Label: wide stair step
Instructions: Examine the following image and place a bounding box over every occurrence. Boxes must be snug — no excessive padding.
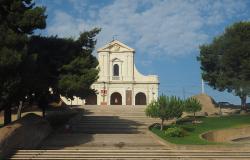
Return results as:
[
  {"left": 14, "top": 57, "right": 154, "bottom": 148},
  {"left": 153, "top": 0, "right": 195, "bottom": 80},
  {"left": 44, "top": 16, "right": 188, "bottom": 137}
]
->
[
  {"left": 10, "top": 150, "right": 250, "bottom": 159},
  {"left": 70, "top": 107, "right": 158, "bottom": 133}
]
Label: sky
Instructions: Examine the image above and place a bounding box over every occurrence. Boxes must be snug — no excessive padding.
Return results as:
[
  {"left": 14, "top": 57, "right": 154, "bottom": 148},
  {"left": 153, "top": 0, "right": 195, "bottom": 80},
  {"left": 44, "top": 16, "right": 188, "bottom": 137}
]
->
[{"left": 35, "top": 0, "right": 250, "bottom": 104}]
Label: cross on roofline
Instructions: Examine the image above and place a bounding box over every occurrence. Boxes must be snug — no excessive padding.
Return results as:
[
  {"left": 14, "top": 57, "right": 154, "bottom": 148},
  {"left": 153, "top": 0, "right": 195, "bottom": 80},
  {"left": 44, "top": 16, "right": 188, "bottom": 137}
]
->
[{"left": 112, "top": 35, "right": 119, "bottom": 41}]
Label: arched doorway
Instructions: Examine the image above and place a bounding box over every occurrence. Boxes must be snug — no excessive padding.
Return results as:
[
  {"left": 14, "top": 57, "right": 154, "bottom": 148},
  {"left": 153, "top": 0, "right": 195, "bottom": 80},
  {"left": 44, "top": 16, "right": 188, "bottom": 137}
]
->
[
  {"left": 110, "top": 92, "right": 122, "bottom": 105},
  {"left": 85, "top": 93, "right": 97, "bottom": 105},
  {"left": 135, "top": 92, "right": 146, "bottom": 105}
]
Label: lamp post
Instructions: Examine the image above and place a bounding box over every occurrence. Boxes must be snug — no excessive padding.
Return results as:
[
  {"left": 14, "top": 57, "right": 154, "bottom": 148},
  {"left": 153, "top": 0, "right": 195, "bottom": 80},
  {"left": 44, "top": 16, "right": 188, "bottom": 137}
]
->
[{"left": 102, "top": 81, "right": 106, "bottom": 105}]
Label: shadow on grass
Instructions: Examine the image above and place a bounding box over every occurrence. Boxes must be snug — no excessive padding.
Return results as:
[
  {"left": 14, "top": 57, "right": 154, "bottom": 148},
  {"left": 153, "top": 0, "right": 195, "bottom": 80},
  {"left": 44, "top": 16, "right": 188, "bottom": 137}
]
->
[
  {"left": 150, "top": 122, "right": 195, "bottom": 133},
  {"left": 176, "top": 116, "right": 205, "bottom": 124}
]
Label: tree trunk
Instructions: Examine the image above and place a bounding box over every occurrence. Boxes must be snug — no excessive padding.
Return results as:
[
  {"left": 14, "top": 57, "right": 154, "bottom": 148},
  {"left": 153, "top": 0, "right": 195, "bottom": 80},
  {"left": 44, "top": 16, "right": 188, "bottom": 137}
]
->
[
  {"left": 194, "top": 112, "right": 196, "bottom": 122},
  {"left": 42, "top": 106, "right": 46, "bottom": 118},
  {"left": 160, "top": 119, "right": 164, "bottom": 130},
  {"left": 39, "top": 96, "right": 48, "bottom": 118},
  {"left": 219, "top": 104, "right": 222, "bottom": 116},
  {"left": 4, "top": 107, "right": 11, "bottom": 125},
  {"left": 193, "top": 112, "right": 196, "bottom": 123},
  {"left": 17, "top": 101, "right": 23, "bottom": 120},
  {"left": 240, "top": 96, "right": 247, "bottom": 110}
]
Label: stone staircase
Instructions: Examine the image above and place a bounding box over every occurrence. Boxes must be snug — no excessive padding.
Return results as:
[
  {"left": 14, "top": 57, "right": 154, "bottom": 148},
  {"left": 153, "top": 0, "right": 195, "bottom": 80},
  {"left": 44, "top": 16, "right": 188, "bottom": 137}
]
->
[
  {"left": 10, "top": 149, "right": 250, "bottom": 159},
  {"left": 70, "top": 105, "right": 158, "bottom": 134},
  {"left": 36, "top": 105, "right": 164, "bottom": 151},
  {"left": 8, "top": 105, "right": 250, "bottom": 159}
]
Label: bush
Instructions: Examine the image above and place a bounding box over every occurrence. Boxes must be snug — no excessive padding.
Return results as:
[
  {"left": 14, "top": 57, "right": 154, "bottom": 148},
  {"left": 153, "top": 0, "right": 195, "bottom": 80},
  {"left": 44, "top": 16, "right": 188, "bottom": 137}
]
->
[
  {"left": 165, "top": 126, "right": 185, "bottom": 137},
  {"left": 145, "top": 95, "right": 183, "bottom": 130},
  {"left": 182, "top": 125, "right": 195, "bottom": 132},
  {"left": 184, "top": 97, "right": 202, "bottom": 122}
]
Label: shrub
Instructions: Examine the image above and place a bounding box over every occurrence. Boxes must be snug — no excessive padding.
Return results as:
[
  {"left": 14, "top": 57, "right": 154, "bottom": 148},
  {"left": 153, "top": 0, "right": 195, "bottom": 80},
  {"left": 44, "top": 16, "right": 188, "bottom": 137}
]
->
[
  {"left": 145, "top": 95, "right": 184, "bottom": 130},
  {"left": 182, "top": 125, "right": 195, "bottom": 132},
  {"left": 184, "top": 97, "right": 202, "bottom": 122},
  {"left": 165, "top": 126, "right": 185, "bottom": 137}
]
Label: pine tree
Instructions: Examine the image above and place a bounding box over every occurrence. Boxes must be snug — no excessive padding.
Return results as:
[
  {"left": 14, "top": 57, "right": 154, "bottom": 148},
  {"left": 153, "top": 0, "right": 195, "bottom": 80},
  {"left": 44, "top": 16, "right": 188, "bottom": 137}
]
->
[
  {"left": 0, "top": 0, "right": 46, "bottom": 124},
  {"left": 198, "top": 22, "right": 250, "bottom": 110},
  {"left": 27, "top": 28, "right": 100, "bottom": 115}
]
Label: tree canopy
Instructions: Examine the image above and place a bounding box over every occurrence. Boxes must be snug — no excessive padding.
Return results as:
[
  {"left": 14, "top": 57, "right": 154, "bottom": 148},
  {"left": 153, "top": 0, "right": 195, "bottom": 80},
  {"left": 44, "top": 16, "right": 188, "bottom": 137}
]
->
[
  {"left": 184, "top": 97, "right": 202, "bottom": 122},
  {"left": 0, "top": 0, "right": 100, "bottom": 125},
  {"left": 27, "top": 28, "right": 100, "bottom": 104},
  {"left": 0, "top": 0, "right": 46, "bottom": 124},
  {"left": 198, "top": 21, "right": 250, "bottom": 109},
  {"left": 145, "top": 95, "right": 183, "bottom": 130},
  {"left": 58, "top": 29, "right": 100, "bottom": 99}
]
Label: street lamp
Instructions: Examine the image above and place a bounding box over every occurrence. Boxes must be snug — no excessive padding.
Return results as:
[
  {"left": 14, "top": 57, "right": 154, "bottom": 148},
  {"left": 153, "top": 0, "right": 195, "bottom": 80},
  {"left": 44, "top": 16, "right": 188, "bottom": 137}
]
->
[{"left": 101, "top": 81, "right": 106, "bottom": 105}]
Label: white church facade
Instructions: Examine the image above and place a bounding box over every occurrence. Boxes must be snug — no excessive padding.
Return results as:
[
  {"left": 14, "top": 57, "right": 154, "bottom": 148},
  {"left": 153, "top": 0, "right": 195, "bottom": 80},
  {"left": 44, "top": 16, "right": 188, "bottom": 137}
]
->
[
  {"left": 86, "top": 40, "right": 159, "bottom": 106},
  {"left": 61, "top": 40, "right": 159, "bottom": 106}
]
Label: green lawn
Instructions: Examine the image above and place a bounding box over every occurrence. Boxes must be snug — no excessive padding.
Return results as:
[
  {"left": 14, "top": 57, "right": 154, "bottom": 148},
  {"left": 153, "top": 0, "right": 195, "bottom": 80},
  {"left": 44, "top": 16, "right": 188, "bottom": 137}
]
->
[{"left": 150, "top": 115, "right": 250, "bottom": 145}]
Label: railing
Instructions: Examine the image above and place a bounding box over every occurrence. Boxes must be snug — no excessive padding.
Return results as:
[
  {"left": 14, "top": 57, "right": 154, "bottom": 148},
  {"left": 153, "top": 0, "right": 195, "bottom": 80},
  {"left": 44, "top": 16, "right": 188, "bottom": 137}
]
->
[{"left": 112, "top": 76, "right": 120, "bottom": 80}]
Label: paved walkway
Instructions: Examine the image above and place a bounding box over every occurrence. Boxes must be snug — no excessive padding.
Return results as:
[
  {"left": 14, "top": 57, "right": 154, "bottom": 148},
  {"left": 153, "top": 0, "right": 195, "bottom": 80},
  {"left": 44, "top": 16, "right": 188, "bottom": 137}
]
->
[{"left": 40, "top": 105, "right": 167, "bottom": 150}]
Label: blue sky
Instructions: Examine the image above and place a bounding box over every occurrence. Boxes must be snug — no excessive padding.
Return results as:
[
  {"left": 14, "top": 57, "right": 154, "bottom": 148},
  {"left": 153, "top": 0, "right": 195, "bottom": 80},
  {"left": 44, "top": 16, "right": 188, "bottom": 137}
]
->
[{"left": 35, "top": 0, "right": 250, "bottom": 104}]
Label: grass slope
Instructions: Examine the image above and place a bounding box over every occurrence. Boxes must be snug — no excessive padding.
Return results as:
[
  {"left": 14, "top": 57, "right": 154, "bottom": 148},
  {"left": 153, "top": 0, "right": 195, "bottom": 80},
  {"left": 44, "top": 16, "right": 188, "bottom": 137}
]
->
[{"left": 150, "top": 115, "right": 250, "bottom": 145}]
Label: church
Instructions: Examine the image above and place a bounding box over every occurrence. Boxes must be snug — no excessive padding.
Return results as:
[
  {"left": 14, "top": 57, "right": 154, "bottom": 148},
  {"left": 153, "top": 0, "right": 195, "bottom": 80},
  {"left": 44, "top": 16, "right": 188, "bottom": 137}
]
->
[{"left": 61, "top": 40, "right": 159, "bottom": 106}]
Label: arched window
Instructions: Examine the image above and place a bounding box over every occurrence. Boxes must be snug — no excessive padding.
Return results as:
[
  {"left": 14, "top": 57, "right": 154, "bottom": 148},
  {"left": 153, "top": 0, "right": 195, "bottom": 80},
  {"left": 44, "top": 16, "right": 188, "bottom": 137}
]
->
[{"left": 113, "top": 64, "right": 119, "bottom": 76}]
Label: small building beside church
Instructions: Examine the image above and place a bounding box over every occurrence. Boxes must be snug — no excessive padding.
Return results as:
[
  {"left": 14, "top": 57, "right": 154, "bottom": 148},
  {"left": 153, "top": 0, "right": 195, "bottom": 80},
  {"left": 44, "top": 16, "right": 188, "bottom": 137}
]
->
[
  {"left": 61, "top": 40, "right": 159, "bottom": 105},
  {"left": 85, "top": 40, "right": 159, "bottom": 105}
]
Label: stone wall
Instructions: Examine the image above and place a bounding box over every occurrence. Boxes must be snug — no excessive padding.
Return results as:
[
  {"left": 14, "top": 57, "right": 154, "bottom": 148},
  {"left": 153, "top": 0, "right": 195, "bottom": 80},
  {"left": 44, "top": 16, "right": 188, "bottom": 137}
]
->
[
  {"left": 201, "top": 126, "right": 250, "bottom": 143},
  {"left": 0, "top": 113, "right": 51, "bottom": 157}
]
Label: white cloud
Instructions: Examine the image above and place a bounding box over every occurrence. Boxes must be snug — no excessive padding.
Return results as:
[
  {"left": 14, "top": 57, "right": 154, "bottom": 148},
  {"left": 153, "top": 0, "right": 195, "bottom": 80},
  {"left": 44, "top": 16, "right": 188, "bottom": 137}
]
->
[
  {"left": 68, "top": 0, "right": 88, "bottom": 14},
  {"left": 47, "top": 10, "right": 91, "bottom": 38},
  {"left": 46, "top": 0, "right": 248, "bottom": 57}
]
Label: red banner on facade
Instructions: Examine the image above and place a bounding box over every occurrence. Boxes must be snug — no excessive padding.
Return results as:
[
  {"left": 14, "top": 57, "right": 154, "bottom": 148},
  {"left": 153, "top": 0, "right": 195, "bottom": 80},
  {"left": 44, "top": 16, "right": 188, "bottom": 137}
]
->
[{"left": 101, "top": 89, "right": 107, "bottom": 95}]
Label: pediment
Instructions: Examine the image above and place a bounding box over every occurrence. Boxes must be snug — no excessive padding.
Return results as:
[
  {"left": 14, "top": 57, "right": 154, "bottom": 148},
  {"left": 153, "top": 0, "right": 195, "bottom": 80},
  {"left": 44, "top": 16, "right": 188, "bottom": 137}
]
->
[
  {"left": 97, "top": 40, "right": 134, "bottom": 52},
  {"left": 111, "top": 57, "right": 123, "bottom": 62}
]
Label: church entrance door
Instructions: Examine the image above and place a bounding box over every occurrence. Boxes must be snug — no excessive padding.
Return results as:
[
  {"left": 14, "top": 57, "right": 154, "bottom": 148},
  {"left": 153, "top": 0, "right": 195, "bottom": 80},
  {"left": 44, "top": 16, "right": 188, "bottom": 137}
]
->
[
  {"left": 110, "top": 92, "right": 122, "bottom": 105},
  {"left": 135, "top": 92, "right": 146, "bottom": 105},
  {"left": 85, "top": 93, "right": 97, "bottom": 105}
]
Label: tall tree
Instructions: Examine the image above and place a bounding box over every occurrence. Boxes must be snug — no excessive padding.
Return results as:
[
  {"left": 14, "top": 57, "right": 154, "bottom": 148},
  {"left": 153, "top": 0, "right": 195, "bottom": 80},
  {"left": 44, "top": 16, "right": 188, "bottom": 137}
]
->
[
  {"left": 58, "top": 28, "right": 100, "bottom": 100},
  {"left": 27, "top": 36, "right": 79, "bottom": 116},
  {"left": 198, "top": 22, "right": 250, "bottom": 110},
  {"left": 27, "top": 28, "right": 100, "bottom": 115},
  {"left": 0, "top": 0, "right": 46, "bottom": 124}
]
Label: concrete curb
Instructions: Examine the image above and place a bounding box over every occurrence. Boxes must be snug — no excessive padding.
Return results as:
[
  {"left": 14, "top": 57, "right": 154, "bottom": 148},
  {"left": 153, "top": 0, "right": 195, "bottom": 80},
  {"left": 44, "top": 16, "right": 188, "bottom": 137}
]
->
[
  {"left": 146, "top": 124, "right": 178, "bottom": 149},
  {"left": 147, "top": 123, "right": 250, "bottom": 151}
]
